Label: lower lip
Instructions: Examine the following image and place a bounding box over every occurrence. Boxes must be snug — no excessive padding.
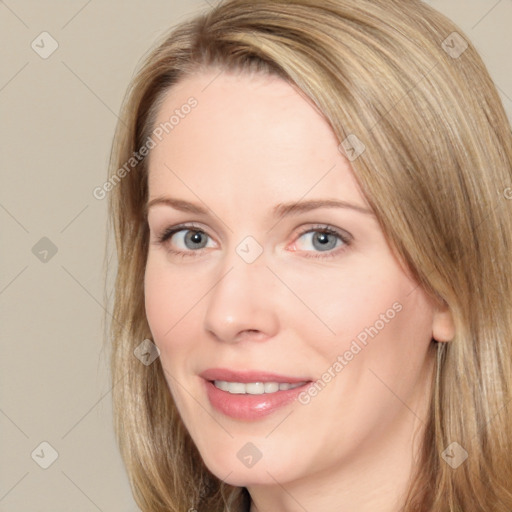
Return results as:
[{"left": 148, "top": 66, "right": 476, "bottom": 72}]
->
[{"left": 203, "top": 379, "right": 311, "bottom": 421}]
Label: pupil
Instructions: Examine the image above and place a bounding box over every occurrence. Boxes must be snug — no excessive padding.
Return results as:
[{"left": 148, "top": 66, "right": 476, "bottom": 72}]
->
[
  {"left": 313, "top": 232, "right": 336, "bottom": 251},
  {"left": 187, "top": 230, "right": 205, "bottom": 248}
]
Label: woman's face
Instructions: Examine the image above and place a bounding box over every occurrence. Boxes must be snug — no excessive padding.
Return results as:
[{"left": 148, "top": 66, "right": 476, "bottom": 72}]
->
[{"left": 144, "top": 69, "right": 447, "bottom": 488}]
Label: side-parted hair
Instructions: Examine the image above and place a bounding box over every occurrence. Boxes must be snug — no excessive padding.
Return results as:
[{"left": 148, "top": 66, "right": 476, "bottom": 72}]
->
[{"left": 105, "top": 1, "right": 512, "bottom": 510}]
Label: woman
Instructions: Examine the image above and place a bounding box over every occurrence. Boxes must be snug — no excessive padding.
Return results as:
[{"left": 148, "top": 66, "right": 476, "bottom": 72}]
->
[{"left": 105, "top": 0, "right": 512, "bottom": 510}]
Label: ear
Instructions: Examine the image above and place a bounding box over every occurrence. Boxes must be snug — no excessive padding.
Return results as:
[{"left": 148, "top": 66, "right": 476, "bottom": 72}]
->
[{"left": 432, "top": 301, "right": 455, "bottom": 342}]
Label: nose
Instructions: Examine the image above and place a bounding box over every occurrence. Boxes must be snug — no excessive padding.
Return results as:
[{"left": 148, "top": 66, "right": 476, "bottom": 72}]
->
[{"left": 203, "top": 254, "right": 280, "bottom": 344}]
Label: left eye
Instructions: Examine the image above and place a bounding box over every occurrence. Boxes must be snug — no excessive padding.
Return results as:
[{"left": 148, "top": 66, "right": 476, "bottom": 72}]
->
[{"left": 294, "top": 229, "right": 347, "bottom": 252}]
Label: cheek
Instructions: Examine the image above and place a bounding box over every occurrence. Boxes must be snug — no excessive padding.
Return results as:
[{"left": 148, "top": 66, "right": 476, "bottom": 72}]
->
[
  {"left": 144, "top": 256, "right": 199, "bottom": 353},
  {"left": 285, "top": 269, "right": 435, "bottom": 464},
  {"left": 144, "top": 257, "right": 202, "bottom": 410},
  {"left": 144, "top": 252, "right": 230, "bottom": 406},
  {"left": 313, "top": 269, "right": 435, "bottom": 420},
  {"left": 144, "top": 258, "right": 172, "bottom": 341},
  {"left": 279, "top": 256, "right": 415, "bottom": 347},
  {"left": 283, "top": 256, "right": 435, "bottom": 399}
]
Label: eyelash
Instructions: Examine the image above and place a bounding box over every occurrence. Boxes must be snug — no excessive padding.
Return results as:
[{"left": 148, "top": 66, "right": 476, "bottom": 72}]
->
[{"left": 153, "top": 223, "right": 352, "bottom": 260}]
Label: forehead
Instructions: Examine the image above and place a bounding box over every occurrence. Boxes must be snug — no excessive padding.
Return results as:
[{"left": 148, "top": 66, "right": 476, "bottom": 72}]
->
[
  {"left": 150, "top": 69, "right": 334, "bottom": 153},
  {"left": 147, "top": 70, "right": 367, "bottom": 209}
]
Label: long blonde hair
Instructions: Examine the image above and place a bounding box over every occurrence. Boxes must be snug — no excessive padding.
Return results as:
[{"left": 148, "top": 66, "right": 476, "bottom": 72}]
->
[{"left": 105, "top": 0, "right": 512, "bottom": 510}]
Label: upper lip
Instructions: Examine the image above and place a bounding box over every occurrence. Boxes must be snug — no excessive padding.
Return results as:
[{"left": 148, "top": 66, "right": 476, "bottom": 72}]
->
[{"left": 200, "top": 368, "right": 311, "bottom": 383}]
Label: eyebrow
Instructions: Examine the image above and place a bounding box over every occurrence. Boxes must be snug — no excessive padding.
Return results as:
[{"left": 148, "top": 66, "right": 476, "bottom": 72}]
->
[{"left": 145, "top": 197, "right": 374, "bottom": 218}]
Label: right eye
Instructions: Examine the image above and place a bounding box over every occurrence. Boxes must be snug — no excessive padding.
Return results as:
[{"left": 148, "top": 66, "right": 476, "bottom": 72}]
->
[{"left": 155, "top": 224, "right": 216, "bottom": 257}]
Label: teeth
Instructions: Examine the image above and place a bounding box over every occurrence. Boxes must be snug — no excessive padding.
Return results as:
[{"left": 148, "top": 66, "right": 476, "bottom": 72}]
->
[
  {"left": 213, "top": 380, "right": 306, "bottom": 394},
  {"left": 246, "top": 382, "right": 265, "bottom": 394},
  {"left": 264, "top": 382, "right": 279, "bottom": 393}
]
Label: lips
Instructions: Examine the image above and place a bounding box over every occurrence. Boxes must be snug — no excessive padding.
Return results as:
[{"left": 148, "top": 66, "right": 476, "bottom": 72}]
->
[
  {"left": 199, "top": 368, "right": 313, "bottom": 420},
  {"left": 200, "top": 368, "right": 310, "bottom": 384}
]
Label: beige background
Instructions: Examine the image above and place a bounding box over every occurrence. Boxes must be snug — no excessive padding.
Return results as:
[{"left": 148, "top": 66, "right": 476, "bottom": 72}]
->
[{"left": 1, "top": 1, "right": 510, "bottom": 510}]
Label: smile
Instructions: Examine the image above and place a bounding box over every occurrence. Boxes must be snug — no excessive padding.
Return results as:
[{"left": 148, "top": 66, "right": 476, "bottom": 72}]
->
[{"left": 213, "top": 380, "right": 307, "bottom": 394}]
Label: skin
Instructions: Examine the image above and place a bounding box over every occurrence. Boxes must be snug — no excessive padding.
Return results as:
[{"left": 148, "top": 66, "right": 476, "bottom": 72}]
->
[{"left": 144, "top": 69, "right": 455, "bottom": 512}]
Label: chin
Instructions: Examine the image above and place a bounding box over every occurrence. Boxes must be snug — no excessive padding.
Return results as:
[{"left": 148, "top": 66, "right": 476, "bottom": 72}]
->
[{"left": 200, "top": 448, "right": 299, "bottom": 487}]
